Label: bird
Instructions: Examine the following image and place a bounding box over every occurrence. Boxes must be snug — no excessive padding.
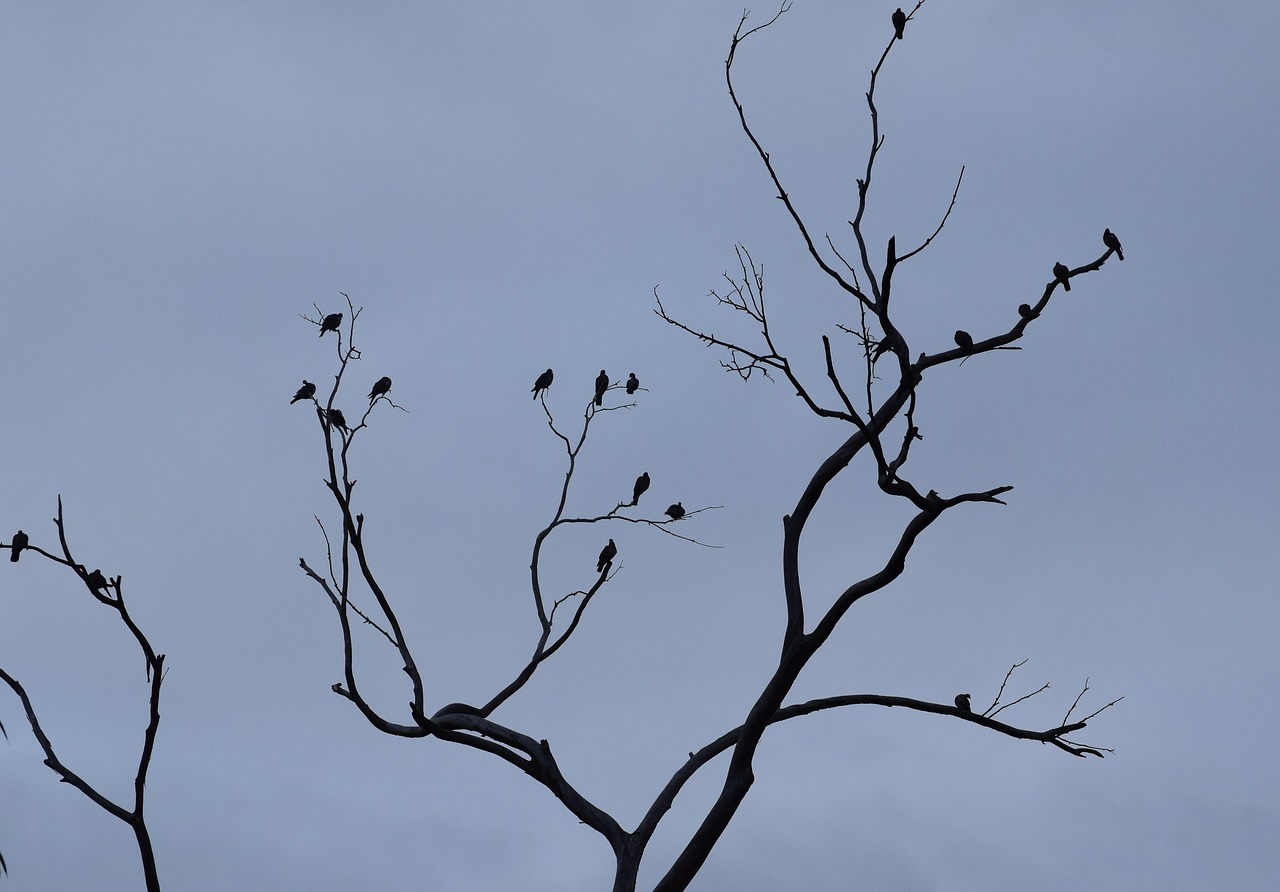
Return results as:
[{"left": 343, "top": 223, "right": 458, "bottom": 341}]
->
[
  {"left": 594, "top": 370, "right": 609, "bottom": 407},
  {"left": 954, "top": 330, "right": 973, "bottom": 350},
  {"left": 955, "top": 693, "right": 972, "bottom": 713},
  {"left": 664, "top": 502, "right": 685, "bottom": 521},
  {"left": 1017, "top": 303, "right": 1033, "bottom": 319},
  {"left": 626, "top": 373, "right": 639, "bottom": 395},
  {"left": 319, "top": 312, "right": 343, "bottom": 337},
  {"left": 86, "top": 568, "right": 108, "bottom": 592},
  {"left": 1103, "top": 228, "right": 1124, "bottom": 261},
  {"left": 10, "top": 530, "right": 28, "bottom": 562},
  {"left": 631, "top": 472, "right": 650, "bottom": 507},
  {"left": 291, "top": 380, "right": 316, "bottom": 404},
  {"left": 327, "top": 408, "right": 349, "bottom": 431},
  {"left": 1053, "top": 262, "right": 1072, "bottom": 292},
  {"left": 368, "top": 376, "right": 392, "bottom": 404},
  {"left": 892, "top": 7, "right": 906, "bottom": 39},
  {"left": 532, "top": 368, "right": 554, "bottom": 400},
  {"left": 596, "top": 539, "right": 617, "bottom": 573}
]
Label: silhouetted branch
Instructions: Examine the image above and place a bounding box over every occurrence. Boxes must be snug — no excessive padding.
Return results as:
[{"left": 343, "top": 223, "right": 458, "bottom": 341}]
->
[
  {"left": 654, "top": 287, "right": 784, "bottom": 382},
  {"left": 985, "top": 659, "right": 1029, "bottom": 716},
  {"left": 638, "top": 680, "right": 1111, "bottom": 864},
  {"left": 897, "top": 165, "right": 964, "bottom": 262},
  {"left": 0, "top": 498, "right": 165, "bottom": 891},
  {"left": 725, "top": 2, "right": 871, "bottom": 311}
]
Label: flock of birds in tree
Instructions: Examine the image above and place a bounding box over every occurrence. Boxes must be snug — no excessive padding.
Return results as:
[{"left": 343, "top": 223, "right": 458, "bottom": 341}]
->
[
  {"left": 290, "top": 312, "right": 397, "bottom": 435},
  {"left": 531, "top": 366, "right": 690, "bottom": 575},
  {"left": 293, "top": 311, "right": 691, "bottom": 577},
  {"left": 953, "top": 229, "right": 1124, "bottom": 356}
]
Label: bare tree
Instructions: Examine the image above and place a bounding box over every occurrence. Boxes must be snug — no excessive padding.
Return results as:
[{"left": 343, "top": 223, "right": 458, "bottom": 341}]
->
[
  {"left": 292, "top": 5, "right": 1123, "bottom": 891},
  {"left": 0, "top": 498, "right": 165, "bottom": 891}
]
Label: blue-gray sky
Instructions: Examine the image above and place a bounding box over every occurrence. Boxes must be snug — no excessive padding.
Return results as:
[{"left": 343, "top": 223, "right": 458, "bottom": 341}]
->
[{"left": 2, "top": 1, "right": 1277, "bottom": 889}]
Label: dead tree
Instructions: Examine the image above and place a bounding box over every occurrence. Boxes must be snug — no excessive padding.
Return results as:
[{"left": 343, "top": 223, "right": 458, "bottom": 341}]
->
[
  {"left": 0, "top": 498, "right": 165, "bottom": 892},
  {"left": 294, "top": 6, "right": 1121, "bottom": 891}
]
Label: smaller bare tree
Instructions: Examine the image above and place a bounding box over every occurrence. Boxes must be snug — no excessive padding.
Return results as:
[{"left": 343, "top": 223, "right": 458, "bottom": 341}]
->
[{"left": 1, "top": 498, "right": 165, "bottom": 892}]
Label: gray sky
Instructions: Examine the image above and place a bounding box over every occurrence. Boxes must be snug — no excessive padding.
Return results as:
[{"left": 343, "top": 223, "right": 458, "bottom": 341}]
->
[{"left": 1, "top": 1, "right": 1277, "bottom": 889}]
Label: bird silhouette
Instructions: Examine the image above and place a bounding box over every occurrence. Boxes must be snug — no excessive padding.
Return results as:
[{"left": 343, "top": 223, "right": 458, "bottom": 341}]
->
[
  {"left": 1103, "top": 228, "right": 1124, "bottom": 261},
  {"left": 327, "top": 408, "right": 349, "bottom": 431},
  {"left": 532, "top": 368, "right": 554, "bottom": 400},
  {"left": 368, "top": 376, "right": 392, "bottom": 404},
  {"left": 954, "top": 330, "right": 974, "bottom": 350},
  {"left": 664, "top": 502, "right": 685, "bottom": 521},
  {"left": 626, "top": 373, "right": 639, "bottom": 395},
  {"left": 10, "top": 530, "right": 28, "bottom": 562},
  {"left": 1017, "top": 303, "right": 1033, "bottom": 319},
  {"left": 291, "top": 380, "right": 316, "bottom": 404},
  {"left": 594, "top": 370, "right": 609, "bottom": 407},
  {"left": 319, "top": 312, "right": 343, "bottom": 337},
  {"left": 872, "top": 338, "right": 896, "bottom": 363},
  {"left": 631, "top": 472, "right": 650, "bottom": 507},
  {"left": 955, "top": 693, "right": 972, "bottom": 713},
  {"left": 1053, "top": 262, "right": 1072, "bottom": 292},
  {"left": 892, "top": 7, "right": 906, "bottom": 39},
  {"left": 596, "top": 539, "right": 617, "bottom": 573},
  {"left": 86, "top": 569, "right": 108, "bottom": 592}
]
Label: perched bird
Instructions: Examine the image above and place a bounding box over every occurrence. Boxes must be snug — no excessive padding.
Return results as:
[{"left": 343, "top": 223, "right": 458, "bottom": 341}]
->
[
  {"left": 10, "top": 530, "right": 28, "bottom": 562},
  {"left": 664, "top": 502, "right": 685, "bottom": 521},
  {"left": 626, "top": 373, "right": 639, "bottom": 395},
  {"left": 594, "top": 370, "right": 609, "bottom": 407},
  {"left": 291, "top": 380, "right": 316, "bottom": 404},
  {"left": 892, "top": 7, "right": 906, "bottom": 39},
  {"left": 368, "top": 376, "right": 392, "bottom": 404},
  {"left": 954, "top": 330, "right": 974, "bottom": 350},
  {"left": 955, "top": 693, "right": 972, "bottom": 713},
  {"left": 86, "top": 568, "right": 108, "bottom": 592},
  {"left": 596, "top": 539, "right": 617, "bottom": 574},
  {"left": 1053, "top": 262, "right": 1072, "bottom": 292},
  {"left": 1017, "top": 303, "right": 1033, "bottom": 319},
  {"left": 327, "top": 408, "right": 349, "bottom": 431},
  {"left": 631, "top": 472, "right": 650, "bottom": 507},
  {"left": 432, "top": 702, "right": 483, "bottom": 719},
  {"left": 319, "top": 312, "right": 343, "bottom": 337},
  {"left": 1103, "top": 228, "right": 1124, "bottom": 261},
  {"left": 532, "top": 368, "right": 554, "bottom": 400}
]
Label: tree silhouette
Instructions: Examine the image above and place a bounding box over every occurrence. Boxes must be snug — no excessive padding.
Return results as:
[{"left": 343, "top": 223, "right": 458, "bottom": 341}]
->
[
  {"left": 0, "top": 4, "right": 1126, "bottom": 888},
  {"left": 291, "top": 4, "right": 1122, "bottom": 890},
  {"left": 0, "top": 499, "right": 164, "bottom": 891}
]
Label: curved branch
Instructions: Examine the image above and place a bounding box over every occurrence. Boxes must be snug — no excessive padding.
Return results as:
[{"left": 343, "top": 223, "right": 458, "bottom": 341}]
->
[{"left": 637, "top": 686, "right": 1107, "bottom": 849}]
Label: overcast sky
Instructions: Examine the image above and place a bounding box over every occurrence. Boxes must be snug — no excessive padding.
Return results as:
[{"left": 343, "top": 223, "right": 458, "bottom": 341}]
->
[{"left": 1, "top": 1, "right": 1277, "bottom": 889}]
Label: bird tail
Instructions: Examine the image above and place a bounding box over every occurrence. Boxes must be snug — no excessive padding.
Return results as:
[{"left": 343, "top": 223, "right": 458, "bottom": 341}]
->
[{"left": 1062, "top": 280, "right": 1071, "bottom": 292}]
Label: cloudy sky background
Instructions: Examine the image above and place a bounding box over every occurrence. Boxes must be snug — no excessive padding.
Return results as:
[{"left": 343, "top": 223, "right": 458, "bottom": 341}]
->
[{"left": 1, "top": 1, "right": 1277, "bottom": 889}]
